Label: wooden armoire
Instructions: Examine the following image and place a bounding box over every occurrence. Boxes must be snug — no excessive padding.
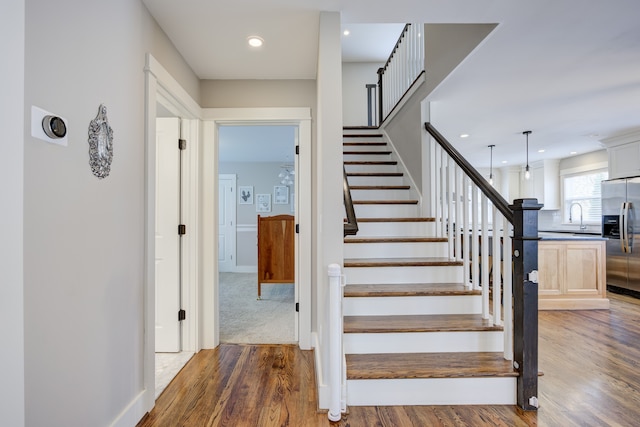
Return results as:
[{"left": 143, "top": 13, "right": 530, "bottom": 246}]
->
[{"left": 257, "top": 214, "right": 295, "bottom": 299}]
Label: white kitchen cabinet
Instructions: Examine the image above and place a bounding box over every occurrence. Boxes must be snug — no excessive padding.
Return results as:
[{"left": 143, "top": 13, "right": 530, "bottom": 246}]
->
[
  {"left": 521, "top": 159, "right": 560, "bottom": 210},
  {"left": 608, "top": 141, "right": 640, "bottom": 179},
  {"left": 602, "top": 131, "right": 640, "bottom": 179}
]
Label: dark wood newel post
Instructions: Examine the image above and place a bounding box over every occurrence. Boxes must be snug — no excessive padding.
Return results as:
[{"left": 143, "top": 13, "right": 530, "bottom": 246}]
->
[{"left": 510, "top": 198, "right": 543, "bottom": 410}]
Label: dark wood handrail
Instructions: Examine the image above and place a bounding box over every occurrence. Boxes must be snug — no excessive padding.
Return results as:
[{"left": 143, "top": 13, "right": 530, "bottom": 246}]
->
[
  {"left": 344, "top": 167, "right": 358, "bottom": 237},
  {"left": 424, "top": 122, "right": 514, "bottom": 224},
  {"left": 381, "top": 24, "right": 411, "bottom": 72}
]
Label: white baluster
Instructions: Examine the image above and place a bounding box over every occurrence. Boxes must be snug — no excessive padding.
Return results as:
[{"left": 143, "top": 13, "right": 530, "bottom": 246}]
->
[
  {"left": 492, "top": 206, "right": 501, "bottom": 326},
  {"left": 503, "top": 222, "right": 514, "bottom": 360},
  {"left": 481, "top": 193, "right": 489, "bottom": 319},
  {"left": 472, "top": 184, "right": 479, "bottom": 290},
  {"left": 463, "top": 176, "right": 470, "bottom": 287}
]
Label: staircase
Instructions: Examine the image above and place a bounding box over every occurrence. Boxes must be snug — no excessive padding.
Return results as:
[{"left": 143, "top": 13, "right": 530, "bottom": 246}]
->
[{"left": 342, "top": 127, "right": 517, "bottom": 406}]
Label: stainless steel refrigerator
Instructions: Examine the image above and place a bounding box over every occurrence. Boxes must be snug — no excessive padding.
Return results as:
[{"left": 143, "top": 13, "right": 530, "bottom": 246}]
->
[{"left": 602, "top": 177, "right": 640, "bottom": 294}]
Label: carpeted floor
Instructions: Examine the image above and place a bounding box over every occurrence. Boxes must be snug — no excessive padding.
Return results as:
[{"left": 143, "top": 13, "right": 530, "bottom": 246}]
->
[{"left": 219, "top": 272, "right": 296, "bottom": 344}]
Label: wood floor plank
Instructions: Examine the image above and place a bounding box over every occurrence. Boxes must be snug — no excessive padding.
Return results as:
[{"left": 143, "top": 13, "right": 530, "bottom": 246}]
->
[{"left": 138, "top": 293, "right": 640, "bottom": 426}]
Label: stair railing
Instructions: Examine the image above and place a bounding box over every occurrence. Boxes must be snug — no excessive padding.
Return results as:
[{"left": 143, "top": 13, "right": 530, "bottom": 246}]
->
[
  {"left": 377, "top": 23, "right": 425, "bottom": 123},
  {"left": 344, "top": 166, "right": 359, "bottom": 237},
  {"left": 425, "top": 122, "right": 542, "bottom": 411}
]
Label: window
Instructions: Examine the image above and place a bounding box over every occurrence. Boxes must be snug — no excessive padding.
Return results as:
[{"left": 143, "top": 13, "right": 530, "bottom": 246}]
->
[{"left": 562, "top": 169, "right": 608, "bottom": 224}]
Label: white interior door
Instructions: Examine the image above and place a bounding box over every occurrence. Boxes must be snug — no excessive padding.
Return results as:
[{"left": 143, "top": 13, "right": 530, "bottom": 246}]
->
[
  {"left": 155, "top": 117, "right": 181, "bottom": 352},
  {"left": 218, "top": 174, "right": 236, "bottom": 272}
]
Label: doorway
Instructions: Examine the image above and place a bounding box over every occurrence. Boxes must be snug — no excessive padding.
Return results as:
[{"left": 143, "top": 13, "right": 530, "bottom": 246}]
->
[
  {"left": 200, "top": 109, "right": 312, "bottom": 352},
  {"left": 154, "top": 116, "right": 194, "bottom": 398},
  {"left": 218, "top": 125, "right": 297, "bottom": 344}
]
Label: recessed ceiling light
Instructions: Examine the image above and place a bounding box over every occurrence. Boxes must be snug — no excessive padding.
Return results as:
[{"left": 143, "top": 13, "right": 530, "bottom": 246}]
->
[
  {"left": 247, "top": 36, "right": 264, "bottom": 47},
  {"left": 343, "top": 29, "right": 350, "bottom": 36},
  {"left": 460, "top": 134, "right": 469, "bottom": 138},
  {"left": 538, "top": 149, "right": 545, "bottom": 153},
  {"left": 570, "top": 151, "right": 577, "bottom": 155},
  {"left": 501, "top": 160, "right": 508, "bottom": 164}
]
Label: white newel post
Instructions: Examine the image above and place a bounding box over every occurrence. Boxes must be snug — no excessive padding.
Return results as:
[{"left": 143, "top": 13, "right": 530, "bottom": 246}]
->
[{"left": 328, "top": 263, "right": 343, "bottom": 422}]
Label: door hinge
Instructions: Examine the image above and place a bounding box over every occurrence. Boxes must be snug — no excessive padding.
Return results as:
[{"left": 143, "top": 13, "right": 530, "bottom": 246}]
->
[
  {"left": 296, "top": 224, "right": 299, "bottom": 234},
  {"left": 178, "top": 309, "right": 186, "bottom": 321},
  {"left": 178, "top": 224, "right": 186, "bottom": 235},
  {"left": 178, "top": 139, "right": 187, "bottom": 150},
  {"left": 295, "top": 302, "right": 299, "bottom": 312},
  {"left": 295, "top": 145, "right": 299, "bottom": 155}
]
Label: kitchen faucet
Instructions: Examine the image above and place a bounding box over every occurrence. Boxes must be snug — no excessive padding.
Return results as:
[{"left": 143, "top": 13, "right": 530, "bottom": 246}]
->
[{"left": 569, "top": 202, "right": 587, "bottom": 230}]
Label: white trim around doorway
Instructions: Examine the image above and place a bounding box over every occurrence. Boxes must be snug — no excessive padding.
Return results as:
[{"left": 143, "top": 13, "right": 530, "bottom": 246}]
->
[
  {"left": 142, "top": 54, "right": 202, "bottom": 417},
  {"left": 201, "top": 108, "right": 312, "bottom": 351}
]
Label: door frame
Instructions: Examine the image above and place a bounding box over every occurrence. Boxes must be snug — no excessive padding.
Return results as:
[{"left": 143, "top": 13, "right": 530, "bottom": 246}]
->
[
  {"left": 143, "top": 54, "right": 201, "bottom": 412},
  {"left": 201, "top": 108, "right": 312, "bottom": 351}
]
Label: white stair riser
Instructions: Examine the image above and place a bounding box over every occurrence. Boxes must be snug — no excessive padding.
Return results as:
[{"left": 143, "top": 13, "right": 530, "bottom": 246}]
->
[
  {"left": 354, "top": 204, "right": 418, "bottom": 218},
  {"left": 347, "top": 176, "right": 405, "bottom": 186},
  {"left": 344, "top": 330, "right": 504, "bottom": 354},
  {"left": 355, "top": 221, "right": 436, "bottom": 237},
  {"left": 345, "top": 164, "right": 398, "bottom": 173},
  {"left": 343, "top": 145, "right": 389, "bottom": 153},
  {"left": 344, "top": 241, "right": 448, "bottom": 258},
  {"left": 351, "top": 189, "right": 412, "bottom": 200},
  {"left": 342, "top": 136, "right": 385, "bottom": 143},
  {"left": 345, "top": 265, "right": 463, "bottom": 284},
  {"left": 343, "top": 294, "right": 481, "bottom": 316},
  {"left": 346, "top": 377, "right": 516, "bottom": 406},
  {"left": 344, "top": 154, "right": 393, "bottom": 162}
]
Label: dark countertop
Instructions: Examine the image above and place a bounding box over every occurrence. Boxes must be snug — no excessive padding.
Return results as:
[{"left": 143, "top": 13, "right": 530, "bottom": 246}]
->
[{"left": 539, "top": 231, "right": 607, "bottom": 241}]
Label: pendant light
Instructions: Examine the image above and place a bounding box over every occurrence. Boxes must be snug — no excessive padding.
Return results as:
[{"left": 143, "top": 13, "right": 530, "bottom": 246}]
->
[
  {"left": 523, "top": 130, "right": 532, "bottom": 180},
  {"left": 488, "top": 144, "right": 495, "bottom": 185}
]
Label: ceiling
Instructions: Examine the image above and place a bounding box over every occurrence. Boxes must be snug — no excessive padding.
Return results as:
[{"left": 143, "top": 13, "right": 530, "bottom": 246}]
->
[{"left": 143, "top": 0, "right": 640, "bottom": 168}]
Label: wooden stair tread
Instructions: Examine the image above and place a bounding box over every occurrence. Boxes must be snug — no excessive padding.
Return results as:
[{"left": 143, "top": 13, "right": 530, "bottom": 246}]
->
[
  {"left": 349, "top": 185, "right": 410, "bottom": 190},
  {"left": 344, "top": 237, "right": 447, "bottom": 243},
  {"left": 343, "top": 134, "right": 384, "bottom": 138},
  {"left": 343, "top": 151, "right": 392, "bottom": 155},
  {"left": 345, "top": 160, "right": 397, "bottom": 165},
  {"left": 344, "top": 283, "right": 480, "bottom": 297},
  {"left": 353, "top": 200, "right": 418, "bottom": 205},
  {"left": 356, "top": 217, "right": 435, "bottom": 222},
  {"left": 346, "top": 172, "right": 403, "bottom": 177},
  {"left": 343, "top": 126, "right": 379, "bottom": 130},
  {"left": 344, "top": 314, "right": 503, "bottom": 334},
  {"left": 344, "top": 257, "right": 462, "bottom": 267},
  {"left": 346, "top": 352, "right": 517, "bottom": 380}
]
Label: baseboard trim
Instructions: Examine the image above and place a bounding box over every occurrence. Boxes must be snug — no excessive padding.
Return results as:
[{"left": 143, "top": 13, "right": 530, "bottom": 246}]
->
[
  {"left": 312, "top": 332, "right": 330, "bottom": 409},
  {"left": 109, "top": 389, "right": 148, "bottom": 427},
  {"left": 231, "top": 266, "right": 257, "bottom": 273}
]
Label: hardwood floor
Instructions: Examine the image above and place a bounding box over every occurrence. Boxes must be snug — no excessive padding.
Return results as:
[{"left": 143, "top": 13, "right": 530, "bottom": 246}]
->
[{"left": 138, "top": 293, "right": 640, "bottom": 426}]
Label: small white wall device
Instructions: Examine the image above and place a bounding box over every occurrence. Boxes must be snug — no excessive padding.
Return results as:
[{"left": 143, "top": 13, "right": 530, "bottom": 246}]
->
[{"left": 42, "top": 115, "right": 67, "bottom": 139}]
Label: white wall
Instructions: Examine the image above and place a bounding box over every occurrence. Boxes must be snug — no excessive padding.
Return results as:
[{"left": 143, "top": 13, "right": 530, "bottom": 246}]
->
[
  {"left": 219, "top": 162, "right": 296, "bottom": 267},
  {"left": 23, "top": 2, "right": 198, "bottom": 426},
  {"left": 342, "top": 62, "right": 382, "bottom": 126},
  {"left": 0, "top": 1, "right": 25, "bottom": 426}
]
